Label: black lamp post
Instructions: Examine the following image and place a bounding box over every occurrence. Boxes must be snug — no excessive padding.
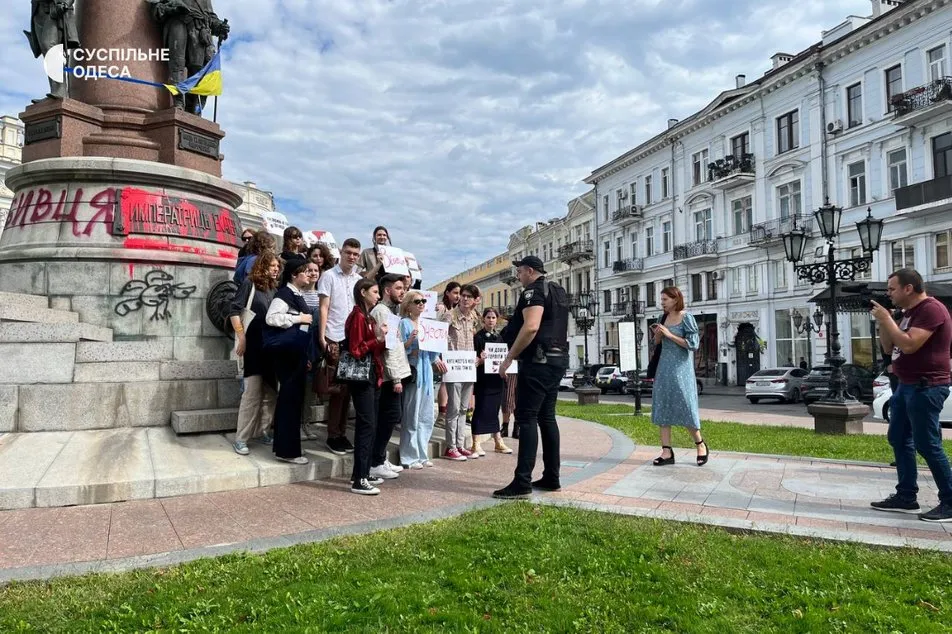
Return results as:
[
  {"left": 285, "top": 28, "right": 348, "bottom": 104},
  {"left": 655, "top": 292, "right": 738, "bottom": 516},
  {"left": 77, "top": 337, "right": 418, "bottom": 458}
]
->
[
  {"left": 791, "top": 307, "right": 824, "bottom": 368},
  {"left": 570, "top": 291, "right": 599, "bottom": 388},
  {"left": 781, "top": 202, "right": 883, "bottom": 406},
  {"left": 622, "top": 301, "right": 647, "bottom": 415}
]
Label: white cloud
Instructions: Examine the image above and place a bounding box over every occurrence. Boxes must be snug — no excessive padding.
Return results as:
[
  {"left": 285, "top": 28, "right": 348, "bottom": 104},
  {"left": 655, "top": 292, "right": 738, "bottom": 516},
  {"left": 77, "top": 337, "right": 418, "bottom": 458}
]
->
[{"left": 0, "top": 0, "right": 868, "bottom": 283}]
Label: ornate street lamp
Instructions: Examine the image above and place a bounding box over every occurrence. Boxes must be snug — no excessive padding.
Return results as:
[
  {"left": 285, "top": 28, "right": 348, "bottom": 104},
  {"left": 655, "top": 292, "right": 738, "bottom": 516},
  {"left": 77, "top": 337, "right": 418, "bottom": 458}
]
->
[
  {"left": 781, "top": 201, "right": 883, "bottom": 433},
  {"left": 791, "top": 307, "right": 823, "bottom": 335},
  {"left": 624, "top": 300, "right": 647, "bottom": 415},
  {"left": 569, "top": 290, "right": 599, "bottom": 388}
]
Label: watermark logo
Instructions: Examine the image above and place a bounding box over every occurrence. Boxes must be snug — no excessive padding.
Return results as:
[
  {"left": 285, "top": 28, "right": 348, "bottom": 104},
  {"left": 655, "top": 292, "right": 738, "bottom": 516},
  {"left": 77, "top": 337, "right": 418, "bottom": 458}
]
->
[{"left": 43, "top": 46, "right": 169, "bottom": 82}]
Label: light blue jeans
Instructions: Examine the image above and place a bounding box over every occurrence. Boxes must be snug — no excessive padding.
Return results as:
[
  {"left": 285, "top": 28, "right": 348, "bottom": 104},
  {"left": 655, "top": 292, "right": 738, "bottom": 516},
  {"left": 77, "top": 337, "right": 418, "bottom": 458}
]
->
[{"left": 400, "top": 381, "right": 435, "bottom": 466}]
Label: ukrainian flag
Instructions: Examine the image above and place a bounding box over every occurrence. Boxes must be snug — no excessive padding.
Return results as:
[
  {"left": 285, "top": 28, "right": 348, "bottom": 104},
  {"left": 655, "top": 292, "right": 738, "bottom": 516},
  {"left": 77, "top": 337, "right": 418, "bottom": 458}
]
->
[{"left": 165, "top": 50, "right": 222, "bottom": 97}]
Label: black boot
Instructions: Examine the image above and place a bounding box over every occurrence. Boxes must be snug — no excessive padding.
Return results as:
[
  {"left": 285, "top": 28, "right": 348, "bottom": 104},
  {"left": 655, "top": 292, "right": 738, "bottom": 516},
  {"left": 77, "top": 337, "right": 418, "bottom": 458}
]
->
[{"left": 501, "top": 422, "right": 509, "bottom": 438}]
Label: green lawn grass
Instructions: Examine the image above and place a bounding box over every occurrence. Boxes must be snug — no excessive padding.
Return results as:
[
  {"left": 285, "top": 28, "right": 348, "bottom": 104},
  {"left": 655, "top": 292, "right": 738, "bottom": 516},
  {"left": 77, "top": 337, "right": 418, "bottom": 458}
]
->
[
  {"left": 1, "top": 504, "right": 949, "bottom": 633},
  {"left": 557, "top": 402, "right": 952, "bottom": 463}
]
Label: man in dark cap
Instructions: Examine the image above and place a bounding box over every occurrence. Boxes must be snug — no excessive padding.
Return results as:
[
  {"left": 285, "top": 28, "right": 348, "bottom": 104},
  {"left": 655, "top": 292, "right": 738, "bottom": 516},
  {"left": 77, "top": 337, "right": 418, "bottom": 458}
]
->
[{"left": 493, "top": 255, "right": 570, "bottom": 499}]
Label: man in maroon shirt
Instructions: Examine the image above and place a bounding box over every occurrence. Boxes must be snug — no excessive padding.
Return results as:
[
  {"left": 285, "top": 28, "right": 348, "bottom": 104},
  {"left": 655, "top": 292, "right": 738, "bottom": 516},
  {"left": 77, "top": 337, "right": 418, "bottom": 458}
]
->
[{"left": 870, "top": 268, "right": 952, "bottom": 523}]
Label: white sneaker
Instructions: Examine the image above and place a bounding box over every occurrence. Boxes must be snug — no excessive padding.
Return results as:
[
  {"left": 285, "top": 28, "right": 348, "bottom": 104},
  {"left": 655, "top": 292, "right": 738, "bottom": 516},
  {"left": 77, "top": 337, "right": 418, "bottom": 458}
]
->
[
  {"left": 384, "top": 459, "right": 404, "bottom": 473},
  {"left": 351, "top": 478, "right": 380, "bottom": 495},
  {"left": 277, "top": 455, "right": 308, "bottom": 465},
  {"left": 409, "top": 462, "right": 424, "bottom": 470},
  {"left": 370, "top": 464, "right": 399, "bottom": 480}
]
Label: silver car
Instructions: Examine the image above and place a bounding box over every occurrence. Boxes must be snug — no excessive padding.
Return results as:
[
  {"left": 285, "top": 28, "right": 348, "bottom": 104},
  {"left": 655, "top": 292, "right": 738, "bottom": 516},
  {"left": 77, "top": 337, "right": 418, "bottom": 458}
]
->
[{"left": 745, "top": 367, "right": 809, "bottom": 404}]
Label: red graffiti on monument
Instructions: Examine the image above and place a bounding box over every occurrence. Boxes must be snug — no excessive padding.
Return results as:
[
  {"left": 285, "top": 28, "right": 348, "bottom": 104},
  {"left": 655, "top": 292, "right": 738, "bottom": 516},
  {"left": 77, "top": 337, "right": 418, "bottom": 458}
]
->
[
  {"left": 115, "top": 188, "right": 242, "bottom": 248},
  {"left": 3, "top": 187, "right": 116, "bottom": 237}
]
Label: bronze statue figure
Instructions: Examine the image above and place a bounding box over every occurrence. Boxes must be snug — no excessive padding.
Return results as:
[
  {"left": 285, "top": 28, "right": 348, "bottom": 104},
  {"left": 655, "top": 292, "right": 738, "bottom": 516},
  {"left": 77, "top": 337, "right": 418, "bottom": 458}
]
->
[
  {"left": 24, "top": 0, "right": 81, "bottom": 103},
  {"left": 146, "top": 0, "right": 229, "bottom": 114}
]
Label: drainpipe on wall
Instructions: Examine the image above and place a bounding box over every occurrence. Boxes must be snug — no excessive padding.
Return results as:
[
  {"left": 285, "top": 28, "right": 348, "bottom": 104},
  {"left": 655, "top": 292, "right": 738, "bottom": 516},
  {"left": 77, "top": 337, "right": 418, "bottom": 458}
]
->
[{"left": 816, "top": 57, "right": 829, "bottom": 202}]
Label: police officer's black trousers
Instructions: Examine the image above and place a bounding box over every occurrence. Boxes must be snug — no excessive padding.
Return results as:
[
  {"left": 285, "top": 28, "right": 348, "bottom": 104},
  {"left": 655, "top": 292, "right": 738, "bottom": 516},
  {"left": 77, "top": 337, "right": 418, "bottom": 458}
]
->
[{"left": 512, "top": 363, "right": 563, "bottom": 489}]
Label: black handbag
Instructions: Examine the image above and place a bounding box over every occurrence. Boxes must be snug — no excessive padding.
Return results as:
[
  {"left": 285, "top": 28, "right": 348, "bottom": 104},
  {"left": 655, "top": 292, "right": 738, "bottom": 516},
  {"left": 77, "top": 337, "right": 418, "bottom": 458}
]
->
[
  {"left": 645, "top": 312, "right": 667, "bottom": 380},
  {"left": 336, "top": 340, "right": 373, "bottom": 383}
]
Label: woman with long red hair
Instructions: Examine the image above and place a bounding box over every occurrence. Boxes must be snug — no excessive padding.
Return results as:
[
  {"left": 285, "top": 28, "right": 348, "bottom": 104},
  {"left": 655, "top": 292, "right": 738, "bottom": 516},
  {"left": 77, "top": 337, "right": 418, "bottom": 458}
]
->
[{"left": 648, "top": 286, "right": 708, "bottom": 467}]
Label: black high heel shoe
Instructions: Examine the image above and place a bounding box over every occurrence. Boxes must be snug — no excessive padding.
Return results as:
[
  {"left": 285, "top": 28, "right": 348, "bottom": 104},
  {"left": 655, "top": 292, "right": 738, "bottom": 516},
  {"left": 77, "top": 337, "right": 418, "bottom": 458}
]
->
[
  {"left": 696, "top": 439, "right": 709, "bottom": 466},
  {"left": 653, "top": 446, "right": 675, "bottom": 466}
]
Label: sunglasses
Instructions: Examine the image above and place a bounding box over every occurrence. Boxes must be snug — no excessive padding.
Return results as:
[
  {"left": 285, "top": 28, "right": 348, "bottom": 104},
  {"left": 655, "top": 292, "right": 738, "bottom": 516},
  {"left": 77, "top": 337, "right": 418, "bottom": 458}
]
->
[
  {"left": 412, "top": 299, "right": 427, "bottom": 305},
  {"left": 241, "top": 235, "right": 253, "bottom": 242}
]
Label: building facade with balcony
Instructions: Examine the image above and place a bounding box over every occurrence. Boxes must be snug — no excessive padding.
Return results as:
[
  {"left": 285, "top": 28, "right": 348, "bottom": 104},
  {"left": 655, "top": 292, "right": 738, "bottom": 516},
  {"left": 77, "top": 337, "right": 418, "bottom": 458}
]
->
[
  {"left": 586, "top": 0, "right": 952, "bottom": 385},
  {"left": 501, "top": 191, "right": 596, "bottom": 370},
  {"left": 0, "top": 115, "right": 24, "bottom": 241}
]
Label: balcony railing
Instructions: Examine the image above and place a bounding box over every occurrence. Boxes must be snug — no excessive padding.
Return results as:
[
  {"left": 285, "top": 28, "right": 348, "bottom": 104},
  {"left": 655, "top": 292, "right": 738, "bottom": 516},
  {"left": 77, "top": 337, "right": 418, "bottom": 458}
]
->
[
  {"left": 673, "top": 239, "right": 718, "bottom": 261},
  {"left": 749, "top": 214, "right": 814, "bottom": 245},
  {"left": 611, "top": 301, "right": 630, "bottom": 316},
  {"left": 611, "top": 257, "right": 644, "bottom": 273},
  {"left": 611, "top": 205, "right": 643, "bottom": 224},
  {"left": 895, "top": 174, "right": 952, "bottom": 212},
  {"left": 892, "top": 77, "right": 952, "bottom": 121},
  {"left": 707, "top": 153, "right": 755, "bottom": 188},
  {"left": 501, "top": 268, "right": 517, "bottom": 285},
  {"left": 557, "top": 240, "right": 594, "bottom": 263}
]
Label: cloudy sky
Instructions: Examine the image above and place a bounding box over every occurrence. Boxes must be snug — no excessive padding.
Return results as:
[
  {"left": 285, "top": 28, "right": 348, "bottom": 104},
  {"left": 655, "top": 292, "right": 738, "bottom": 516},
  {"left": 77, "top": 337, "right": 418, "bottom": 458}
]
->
[{"left": 0, "top": 0, "right": 863, "bottom": 284}]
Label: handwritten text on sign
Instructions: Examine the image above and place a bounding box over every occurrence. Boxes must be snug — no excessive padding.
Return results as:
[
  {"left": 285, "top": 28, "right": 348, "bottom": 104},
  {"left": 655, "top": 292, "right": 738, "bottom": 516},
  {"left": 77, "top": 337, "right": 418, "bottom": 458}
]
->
[
  {"left": 378, "top": 245, "right": 410, "bottom": 276},
  {"left": 417, "top": 318, "right": 448, "bottom": 353},
  {"left": 422, "top": 291, "right": 439, "bottom": 318},
  {"left": 485, "top": 343, "right": 518, "bottom": 374},
  {"left": 442, "top": 350, "right": 477, "bottom": 383}
]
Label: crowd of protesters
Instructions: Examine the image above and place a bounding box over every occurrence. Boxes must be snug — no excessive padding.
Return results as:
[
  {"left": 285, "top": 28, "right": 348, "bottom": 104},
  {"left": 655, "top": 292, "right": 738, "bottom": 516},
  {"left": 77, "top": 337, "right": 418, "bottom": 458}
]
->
[{"left": 228, "top": 226, "right": 514, "bottom": 496}]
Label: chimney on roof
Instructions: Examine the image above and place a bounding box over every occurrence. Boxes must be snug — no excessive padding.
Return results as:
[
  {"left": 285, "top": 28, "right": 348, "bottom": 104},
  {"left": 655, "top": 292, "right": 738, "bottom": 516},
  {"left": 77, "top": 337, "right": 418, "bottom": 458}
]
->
[
  {"left": 667, "top": 118, "right": 679, "bottom": 129},
  {"left": 735, "top": 74, "right": 746, "bottom": 89},
  {"left": 771, "top": 52, "right": 794, "bottom": 70},
  {"left": 870, "top": 0, "right": 902, "bottom": 17}
]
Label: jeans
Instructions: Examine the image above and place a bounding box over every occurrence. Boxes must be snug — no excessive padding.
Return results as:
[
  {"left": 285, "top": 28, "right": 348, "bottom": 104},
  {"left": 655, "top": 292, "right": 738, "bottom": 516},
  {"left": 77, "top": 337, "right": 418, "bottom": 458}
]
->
[
  {"left": 400, "top": 381, "right": 435, "bottom": 466},
  {"left": 888, "top": 383, "right": 952, "bottom": 505},
  {"left": 350, "top": 381, "right": 380, "bottom": 482},
  {"left": 445, "top": 382, "right": 474, "bottom": 449},
  {"left": 372, "top": 380, "right": 404, "bottom": 467},
  {"left": 235, "top": 375, "right": 276, "bottom": 443},
  {"left": 512, "top": 363, "right": 564, "bottom": 489},
  {"left": 273, "top": 355, "right": 307, "bottom": 460}
]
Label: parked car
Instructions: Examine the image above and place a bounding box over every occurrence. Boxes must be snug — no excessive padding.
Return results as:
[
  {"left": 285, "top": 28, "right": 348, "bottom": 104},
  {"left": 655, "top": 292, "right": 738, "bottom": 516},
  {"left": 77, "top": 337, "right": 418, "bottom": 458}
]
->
[
  {"left": 559, "top": 369, "right": 574, "bottom": 391},
  {"left": 572, "top": 363, "right": 607, "bottom": 388},
  {"left": 873, "top": 387, "right": 952, "bottom": 428},
  {"left": 800, "top": 364, "right": 875, "bottom": 404},
  {"left": 745, "top": 367, "right": 808, "bottom": 404},
  {"left": 624, "top": 370, "right": 703, "bottom": 396},
  {"left": 595, "top": 366, "right": 626, "bottom": 394},
  {"left": 872, "top": 372, "right": 891, "bottom": 398}
]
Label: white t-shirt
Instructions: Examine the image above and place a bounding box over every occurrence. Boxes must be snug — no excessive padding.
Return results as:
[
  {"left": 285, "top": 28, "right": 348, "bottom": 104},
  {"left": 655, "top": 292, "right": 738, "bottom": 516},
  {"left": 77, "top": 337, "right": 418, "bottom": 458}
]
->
[{"left": 317, "top": 264, "right": 362, "bottom": 342}]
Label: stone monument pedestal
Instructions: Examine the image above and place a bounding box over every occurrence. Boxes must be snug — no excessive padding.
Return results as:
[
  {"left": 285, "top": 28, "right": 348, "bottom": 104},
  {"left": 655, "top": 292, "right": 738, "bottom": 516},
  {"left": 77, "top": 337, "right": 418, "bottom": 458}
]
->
[
  {"left": 808, "top": 401, "right": 869, "bottom": 435},
  {"left": 576, "top": 386, "right": 601, "bottom": 406}
]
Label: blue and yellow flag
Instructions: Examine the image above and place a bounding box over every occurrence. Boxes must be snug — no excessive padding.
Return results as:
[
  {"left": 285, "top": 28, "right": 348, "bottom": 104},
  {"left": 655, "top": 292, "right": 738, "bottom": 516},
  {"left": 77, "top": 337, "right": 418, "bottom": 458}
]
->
[{"left": 165, "top": 50, "right": 222, "bottom": 97}]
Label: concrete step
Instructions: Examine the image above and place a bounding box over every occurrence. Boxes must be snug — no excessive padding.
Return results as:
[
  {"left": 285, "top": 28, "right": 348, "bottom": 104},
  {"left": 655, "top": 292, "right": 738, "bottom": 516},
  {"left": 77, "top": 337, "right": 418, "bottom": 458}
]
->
[
  {"left": 0, "top": 322, "right": 113, "bottom": 343},
  {"left": 0, "top": 425, "right": 453, "bottom": 509},
  {"left": 159, "top": 360, "right": 239, "bottom": 380},
  {"left": 75, "top": 340, "right": 174, "bottom": 363},
  {"left": 0, "top": 343, "right": 76, "bottom": 384},
  {"left": 0, "top": 291, "right": 49, "bottom": 311},
  {"left": 0, "top": 303, "right": 79, "bottom": 325},
  {"left": 171, "top": 408, "right": 239, "bottom": 434}
]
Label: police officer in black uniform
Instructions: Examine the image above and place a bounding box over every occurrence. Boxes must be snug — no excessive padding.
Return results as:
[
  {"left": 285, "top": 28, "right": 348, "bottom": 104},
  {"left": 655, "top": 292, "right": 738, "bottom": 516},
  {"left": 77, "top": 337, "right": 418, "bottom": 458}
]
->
[{"left": 493, "top": 256, "right": 570, "bottom": 499}]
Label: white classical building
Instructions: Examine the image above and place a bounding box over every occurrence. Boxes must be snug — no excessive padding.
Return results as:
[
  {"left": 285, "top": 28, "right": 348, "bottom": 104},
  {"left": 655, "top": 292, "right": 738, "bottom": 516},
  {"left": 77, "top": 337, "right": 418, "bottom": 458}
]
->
[
  {"left": 586, "top": 0, "right": 952, "bottom": 386},
  {"left": 0, "top": 116, "right": 24, "bottom": 240},
  {"left": 504, "top": 191, "right": 596, "bottom": 370},
  {"left": 231, "top": 180, "right": 289, "bottom": 239}
]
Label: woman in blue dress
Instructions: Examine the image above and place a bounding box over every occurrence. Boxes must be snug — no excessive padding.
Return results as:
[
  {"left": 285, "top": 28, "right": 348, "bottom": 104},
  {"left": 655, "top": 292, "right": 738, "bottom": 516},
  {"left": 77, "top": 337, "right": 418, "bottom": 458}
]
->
[{"left": 650, "top": 286, "right": 709, "bottom": 466}]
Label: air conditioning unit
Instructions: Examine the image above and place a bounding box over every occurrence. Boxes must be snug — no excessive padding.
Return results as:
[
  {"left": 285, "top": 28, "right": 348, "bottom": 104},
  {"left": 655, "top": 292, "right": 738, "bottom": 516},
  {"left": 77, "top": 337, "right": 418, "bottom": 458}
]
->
[{"left": 827, "top": 120, "right": 844, "bottom": 134}]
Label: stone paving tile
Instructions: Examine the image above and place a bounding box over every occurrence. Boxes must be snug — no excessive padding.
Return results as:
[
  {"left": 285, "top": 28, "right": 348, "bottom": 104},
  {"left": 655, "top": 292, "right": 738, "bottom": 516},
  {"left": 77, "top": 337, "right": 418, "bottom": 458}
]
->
[
  {"left": 795, "top": 517, "right": 849, "bottom": 531},
  {"left": 107, "top": 499, "right": 183, "bottom": 560},
  {"left": 657, "top": 501, "right": 705, "bottom": 515},
  {"left": 747, "top": 511, "right": 794, "bottom": 524},
  {"left": 29, "top": 505, "right": 112, "bottom": 567},
  {"left": 851, "top": 524, "right": 900, "bottom": 538},
  {"left": 161, "top": 494, "right": 252, "bottom": 549},
  {"left": 617, "top": 497, "right": 662, "bottom": 510},
  {"left": 898, "top": 527, "right": 952, "bottom": 541},
  {"left": 0, "top": 508, "right": 60, "bottom": 568},
  {"left": 205, "top": 488, "right": 316, "bottom": 539},
  {"left": 701, "top": 506, "right": 749, "bottom": 520}
]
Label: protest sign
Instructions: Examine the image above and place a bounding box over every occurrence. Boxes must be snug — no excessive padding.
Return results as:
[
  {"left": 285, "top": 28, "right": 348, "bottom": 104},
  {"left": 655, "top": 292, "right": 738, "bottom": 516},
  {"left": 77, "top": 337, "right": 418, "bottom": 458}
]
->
[
  {"left": 485, "top": 342, "right": 518, "bottom": 374},
  {"left": 422, "top": 291, "right": 439, "bottom": 318},
  {"left": 417, "top": 318, "right": 448, "bottom": 353},
  {"left": 442, "top": 350, "right": 477, "bottom": 383},
  {"left": 618, "top": 322, "right": 637, "bottom": 372},
  {"left": 378, "top": 245, "right": 410, "bottom": 276},
  {"left": 384, "top": 313, "right": 402, "bottom": 350},
  {"left": 303, "top": 230, "right": 340, "bottom": 260},
  {"left": 404, "top": 251, "right": 422, "bottom": 284}
]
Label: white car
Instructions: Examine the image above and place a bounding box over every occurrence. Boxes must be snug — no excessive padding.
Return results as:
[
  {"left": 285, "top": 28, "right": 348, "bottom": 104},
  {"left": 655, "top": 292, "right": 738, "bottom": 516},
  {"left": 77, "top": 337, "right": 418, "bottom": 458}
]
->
[
  {"left": 872, "top": 387, "right": 952, "bottom": 424},
  {"left": 559, "top": 369, "right": 574, "bottom": 391},
  {"left": 872, "top": 372, "right": 891, "bottom": 398}
]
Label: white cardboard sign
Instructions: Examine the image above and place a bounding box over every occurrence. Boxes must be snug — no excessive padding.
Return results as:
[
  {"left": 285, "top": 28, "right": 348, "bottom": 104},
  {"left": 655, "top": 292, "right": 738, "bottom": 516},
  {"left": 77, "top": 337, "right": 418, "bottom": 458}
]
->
[
  {"left": 442, "top": 350, "right": 477, "bottom": 383},
  {"left": 378, "top": 245, "right": 410, "bottom": 276},
  {"left": 404, "top": 251, "right": 422, "bottom": 283},
  {"left": 303, "top": 230, "right": 340, "bottom": 260},
  {"left": 485, "top": 342, "right": 518, "bottom": 374},
  {"left": 422, "top": 291, "right": 439, "bottom": 318},
  {"left": 384, "top": 313, "right": 402, "bottom": 350},
  {"left": 417, "top": 318, "right": 449, "bottom": 353}
]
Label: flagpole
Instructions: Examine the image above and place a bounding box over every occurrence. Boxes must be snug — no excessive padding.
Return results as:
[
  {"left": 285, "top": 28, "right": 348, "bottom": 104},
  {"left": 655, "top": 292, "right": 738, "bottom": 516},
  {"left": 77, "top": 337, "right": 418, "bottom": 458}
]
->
[{"left": 213, "top": 37, "right": 221, "bottom": 123}]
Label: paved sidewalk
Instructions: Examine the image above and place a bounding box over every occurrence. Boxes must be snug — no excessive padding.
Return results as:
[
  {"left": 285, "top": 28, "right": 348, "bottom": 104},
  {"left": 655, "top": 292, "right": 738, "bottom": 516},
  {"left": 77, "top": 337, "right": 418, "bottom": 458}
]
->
[{"left": 1, "top": 416, "right": 950, "bottom": 584}]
